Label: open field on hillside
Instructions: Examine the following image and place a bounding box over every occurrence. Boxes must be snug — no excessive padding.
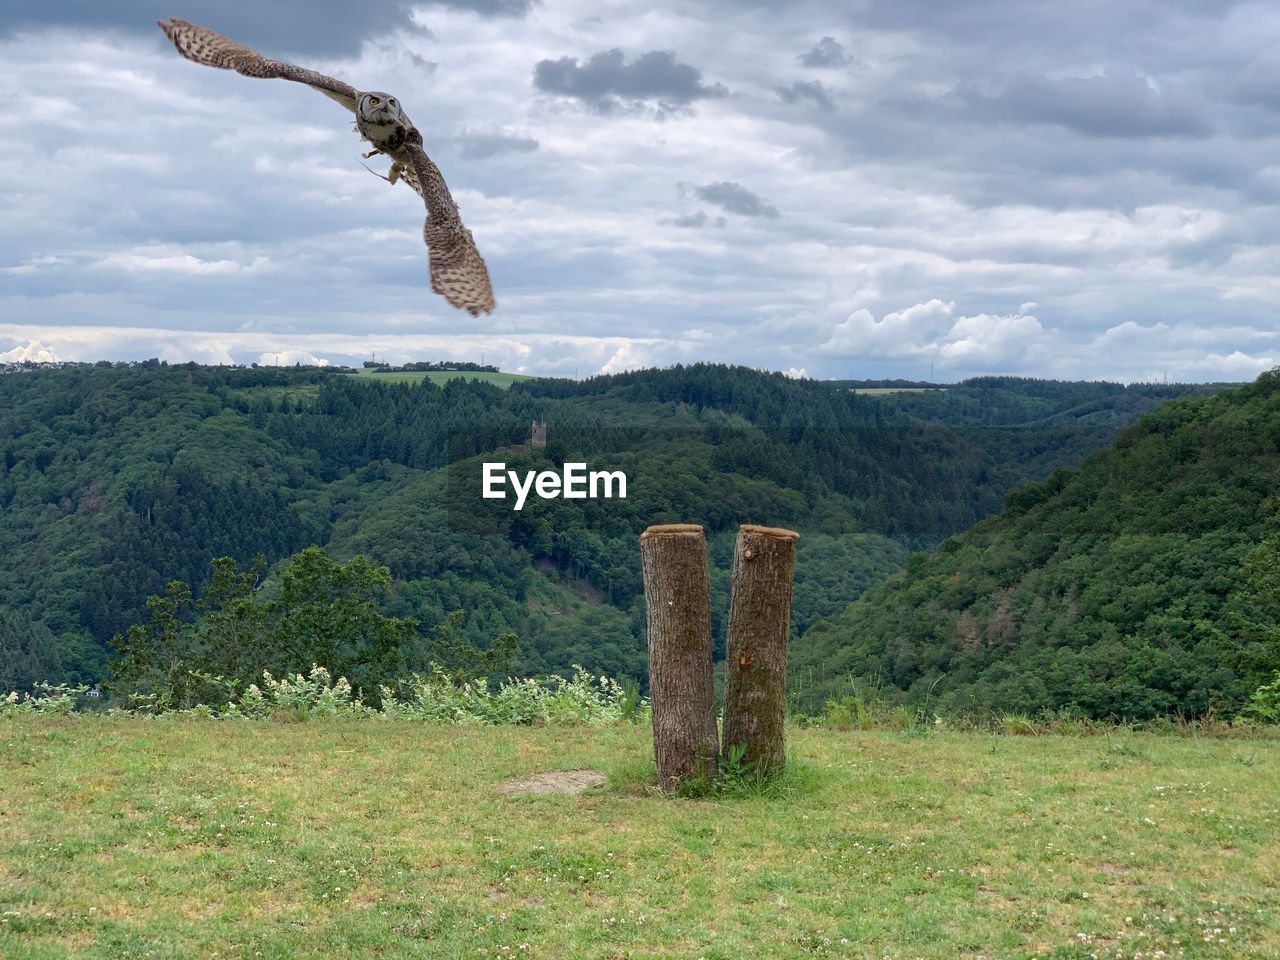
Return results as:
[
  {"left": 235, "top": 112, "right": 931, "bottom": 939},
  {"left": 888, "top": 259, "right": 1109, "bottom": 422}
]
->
[
  {"left": 2, "top": 719, "right": 1277, "bottom": 959},
  {"left": 851, "top": 387, "right": 949, "bottom": 395},
  {"left": 346, "top": 369, "right": 535, "bottom": 388}
]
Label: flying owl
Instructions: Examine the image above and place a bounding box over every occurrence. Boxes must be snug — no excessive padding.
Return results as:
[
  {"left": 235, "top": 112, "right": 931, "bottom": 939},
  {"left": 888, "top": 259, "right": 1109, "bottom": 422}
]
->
[{"left": 156, "top": 18, "right": 496, "bottom": 316}]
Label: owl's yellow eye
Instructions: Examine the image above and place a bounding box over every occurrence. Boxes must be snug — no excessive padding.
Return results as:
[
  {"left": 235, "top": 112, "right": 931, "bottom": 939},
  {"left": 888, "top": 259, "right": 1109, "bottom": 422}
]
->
[{"left": 368, "top": 96, "right": 380, "bottom": 106}]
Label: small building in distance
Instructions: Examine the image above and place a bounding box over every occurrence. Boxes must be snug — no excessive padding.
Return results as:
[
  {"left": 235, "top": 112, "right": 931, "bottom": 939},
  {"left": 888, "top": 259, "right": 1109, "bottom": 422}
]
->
[{"left": 496, "top": 421, "right": 549, "bottom": 456}]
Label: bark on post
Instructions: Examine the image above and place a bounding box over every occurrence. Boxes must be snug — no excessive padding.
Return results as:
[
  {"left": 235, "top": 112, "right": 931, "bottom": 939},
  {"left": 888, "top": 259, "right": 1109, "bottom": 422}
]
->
[
  {"left": 722, "top": 524, "right": 799, "bottom": 777},
  {"left": 640, "top": 523, "right": 720, "bottom": 791}
]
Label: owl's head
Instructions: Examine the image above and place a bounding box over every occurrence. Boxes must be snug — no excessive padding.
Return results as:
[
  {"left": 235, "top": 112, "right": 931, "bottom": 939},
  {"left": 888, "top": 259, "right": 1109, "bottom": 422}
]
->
[{"left": 357, "top": 92, "right": 404, "bottom": 123}]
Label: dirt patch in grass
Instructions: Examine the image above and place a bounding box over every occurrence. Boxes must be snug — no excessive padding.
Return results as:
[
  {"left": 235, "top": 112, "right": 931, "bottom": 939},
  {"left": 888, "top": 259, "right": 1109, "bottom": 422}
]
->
[{"left": 496, "top": 770, "right": 607, "bottom": 795}]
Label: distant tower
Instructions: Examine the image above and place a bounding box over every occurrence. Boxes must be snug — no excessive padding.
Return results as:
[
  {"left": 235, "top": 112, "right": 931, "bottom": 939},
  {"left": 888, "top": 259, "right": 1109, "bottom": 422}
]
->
[{"left": 531, "top": 421, "right": 548, "bottom": 448}]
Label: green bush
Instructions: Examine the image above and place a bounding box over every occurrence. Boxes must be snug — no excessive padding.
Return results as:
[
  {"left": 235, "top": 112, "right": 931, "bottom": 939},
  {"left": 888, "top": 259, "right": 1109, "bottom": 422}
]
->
[
  {"left": 233, "top": 666, "right": 372, "bottom": 721},
  {"left": 1237, "top": 671, "right": 1280, "bottom": 725},
  {"left": 0, "top": 682, "right": 87, "bottom": 717},
  {"left": 999, "top": 713, "right": 1039, "bottom": 736},
  {"left": 108, "top": 549, "right": 419, "bottom": 710},
  {"left": 814, "top": 695, "right": 919, "bottom": 732},
  {"left": 46, "top": 664, "right": 648, "bottom": 727},
  {"left": 381, "top": 666, "right": 644, "bottom": 726}
]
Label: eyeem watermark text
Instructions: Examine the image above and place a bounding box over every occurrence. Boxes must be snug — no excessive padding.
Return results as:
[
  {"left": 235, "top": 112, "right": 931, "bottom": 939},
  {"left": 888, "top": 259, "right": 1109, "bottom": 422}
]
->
[{"left": 482, "top": 462, "right": 628, "bottom": 511}]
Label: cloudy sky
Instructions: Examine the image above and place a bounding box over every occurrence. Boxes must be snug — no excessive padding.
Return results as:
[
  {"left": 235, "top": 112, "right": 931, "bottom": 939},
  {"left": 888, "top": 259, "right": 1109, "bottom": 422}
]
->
[{"left": 1, "top": 0, "right": 1278, "bottom": 381}]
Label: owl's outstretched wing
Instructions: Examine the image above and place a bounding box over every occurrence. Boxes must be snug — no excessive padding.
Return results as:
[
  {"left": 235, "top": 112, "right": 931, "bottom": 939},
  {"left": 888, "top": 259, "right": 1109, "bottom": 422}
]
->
[
  {"left": 400, "top": 143, "right": 496, "bottom": 317},
  {"left": 157, "top": 18, "right": 360, "bottom": 113}
]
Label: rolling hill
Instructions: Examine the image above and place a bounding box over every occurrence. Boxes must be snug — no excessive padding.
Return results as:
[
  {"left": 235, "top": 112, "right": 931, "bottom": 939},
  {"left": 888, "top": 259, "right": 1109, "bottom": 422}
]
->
[
  {"left": 793, "top": 371, "right": 1280, "bottom": 719},
  {"left": 0, "top": 361, "right": 1232, "bottom": 697}
]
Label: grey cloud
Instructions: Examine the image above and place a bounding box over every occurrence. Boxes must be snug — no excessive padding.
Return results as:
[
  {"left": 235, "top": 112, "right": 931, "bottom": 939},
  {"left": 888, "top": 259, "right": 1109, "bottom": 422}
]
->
[
  {"left": 668, "top": 211, "right": 726, "bottom": 229},
  {"left": 454, "top": 130, "right": 539, "bottom": 159},
  {"left": 370, "top": 39, "right": 438, "bottom": 74},
  {"left": 1231, "top": 51, "right": 1280, "bottom": 113},
  {"left": 776, "top": 80, "right": 835, "bottom": 110},
  {"left": 420, "top": 0, "right": 535, "bottom": 17},
  {"left": 401, "top": 51, "right": 438, "bottom": 76},
  {"left": 694, "top": 182, "right": 779, "bottom": 218},
  {"left": 0, "top": 1, "right": 423, "bottom": 57},
  {"left": 798, "top": 36, "right": 849, "bottom": 68},
  {"left": 533, "top": 48, "right": 727, "bottom": 114},
  {"left": 852, "top": 0, "right": 1240, "bottom": 48},
  {"left": 959, "top": 68, "right": 1212, "bottom": 138}
]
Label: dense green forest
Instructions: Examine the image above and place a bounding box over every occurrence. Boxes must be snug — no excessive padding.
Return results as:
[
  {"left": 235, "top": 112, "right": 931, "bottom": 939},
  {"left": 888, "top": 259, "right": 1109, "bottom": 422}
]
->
[
  {"left": 0, "top": 361, "right": 1227, "bottom": 702},
  {"left": 794, "top": 371, "right": 1280, "bottom": 720}
]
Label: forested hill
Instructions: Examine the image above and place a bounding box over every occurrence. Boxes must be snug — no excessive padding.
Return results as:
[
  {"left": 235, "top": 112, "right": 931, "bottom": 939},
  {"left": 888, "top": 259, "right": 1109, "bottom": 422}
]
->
[
  {"left": 841, "top": 376, "right": 1223, "bottom": 428},
  {"left": 794, "top": 371, "right": 1280, "bottom": 720},
  {"left": 0, "top": 362, "right": 1224, "bottom": 693},
  {"left": 518, "top": 370, "right": 1221, "bottom": 527}
]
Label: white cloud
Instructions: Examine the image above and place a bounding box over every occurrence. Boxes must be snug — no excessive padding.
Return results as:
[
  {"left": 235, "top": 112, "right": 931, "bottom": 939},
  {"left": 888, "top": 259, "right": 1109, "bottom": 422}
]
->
[
  {"left": 1205, "top": 350, "right": 1275, "bottom": 377},
  {"left": 160, "top": 339, "right": 234, "bottom": 366},
  {"left": 0, "top": 339, "right": 57, "bottom": 363},
  {"left": 822, "top": 299, "right": 955, "bottom": 356},
  {"left": 820, "top": 300, "right": 1066, "bottom": 373},
  {"left": 257, "top": 350, "right": 332, "bottom": 367},
  {"left": 934, "top": 312, "right": 1052, "bottom": 367},
  {"left": 600, "top": 341, "right": 669, "bottom": 374},
  {"left": 93, "top": 252, "right": 273, "bottom": 277},
  {"left": 1090, "top": 321, "right": 1172, "bottom": 351},
  {"left": 0, "top": 322, "right": 685, "bottom": 375},
  {"left": 1, "top": 255, "right": 72, "bottom": 275}
]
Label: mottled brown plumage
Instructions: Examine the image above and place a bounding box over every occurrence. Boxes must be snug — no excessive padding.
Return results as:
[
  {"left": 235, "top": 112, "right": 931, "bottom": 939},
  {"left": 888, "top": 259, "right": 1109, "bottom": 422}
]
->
[{"left": 156, "top": 18, "right": 495, "bottom": 316}]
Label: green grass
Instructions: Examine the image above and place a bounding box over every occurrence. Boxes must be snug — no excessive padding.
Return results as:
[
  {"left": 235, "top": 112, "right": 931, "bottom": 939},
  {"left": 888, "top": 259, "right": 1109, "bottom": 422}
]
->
[
  {"left": 851, "top": 387, "right": 948, "bottom": 395},
  {"left": 2, "top": 720, "right": 1277, "bottom": 958},
  {"left": 346, "top": 369, "right": 535, "bottom": 388}
]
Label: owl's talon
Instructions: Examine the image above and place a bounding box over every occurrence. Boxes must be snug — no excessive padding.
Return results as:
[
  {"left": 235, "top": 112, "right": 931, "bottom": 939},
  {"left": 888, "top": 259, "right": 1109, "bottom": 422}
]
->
[{"left": 361, "top": 148, "right": 383, "bottom": 159}]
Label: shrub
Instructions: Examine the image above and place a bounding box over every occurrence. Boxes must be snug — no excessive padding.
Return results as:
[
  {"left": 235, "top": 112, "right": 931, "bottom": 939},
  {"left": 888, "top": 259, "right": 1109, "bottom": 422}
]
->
[
  {"left": 382, "top": 666, "right": 644, "bottom": 727},
  {"left": 999, "top": 713, "right": 1039, "bottom": 736},
  {"left": 0, "top": 683, "right": 87, "bottom": 717},
  {"left": 232, "top": 666, "right": 372, "bottom": 721},
  {"left": 2, "top": 667, "right": 646, "bottom": 726},
  {"left": 815, "top": 695, "right": 919, "bottom": 732},
  {"left": 1237, "top": 671, "right": 1280, "bottom": 725}
]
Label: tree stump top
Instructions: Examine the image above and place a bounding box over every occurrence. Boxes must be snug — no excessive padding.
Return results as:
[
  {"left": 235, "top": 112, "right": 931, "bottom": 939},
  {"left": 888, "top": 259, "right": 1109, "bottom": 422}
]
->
[
  {"left": 641, "top": 523, "right": 705, "bottom": 539},
  {"left": 739, "top": 524, "right": 800, "bottom": 540}
]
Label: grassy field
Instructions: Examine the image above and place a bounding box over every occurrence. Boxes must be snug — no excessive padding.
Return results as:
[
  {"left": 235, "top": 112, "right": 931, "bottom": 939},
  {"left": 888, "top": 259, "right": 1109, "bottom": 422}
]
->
[
  {"left": 850, "top": 388, "right": 948, "bottom": 395},
  {"left": 346, "top": 369, "right": 535, "bottom": 388},
  {"left": 1, "top": 720, "right": 1277, "bottom": 959}
]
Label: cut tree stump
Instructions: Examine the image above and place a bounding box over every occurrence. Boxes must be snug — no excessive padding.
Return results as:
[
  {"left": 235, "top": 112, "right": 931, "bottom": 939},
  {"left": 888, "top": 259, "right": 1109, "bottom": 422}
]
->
[
  {"left": 640, "top": 523, "right": 720, "bottom": 791},
  {"left": 722, "top": 523, "right": 799, "bottom": 777}
]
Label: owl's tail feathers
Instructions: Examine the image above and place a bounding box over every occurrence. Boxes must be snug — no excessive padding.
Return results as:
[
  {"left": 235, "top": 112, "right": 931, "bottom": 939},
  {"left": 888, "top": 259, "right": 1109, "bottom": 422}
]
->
[{"left": 425, "top": 219, "right": 496, "bottom": 317}]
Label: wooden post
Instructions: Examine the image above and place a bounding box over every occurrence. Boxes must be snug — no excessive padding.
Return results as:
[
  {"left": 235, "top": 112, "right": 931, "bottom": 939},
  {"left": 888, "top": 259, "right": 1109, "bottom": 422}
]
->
[
  {"left": 722, "top": 524, "right": 799, "bottom": 777},
  {"left": 640, "top": 523, "right": 720, "bottom": 791}
]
